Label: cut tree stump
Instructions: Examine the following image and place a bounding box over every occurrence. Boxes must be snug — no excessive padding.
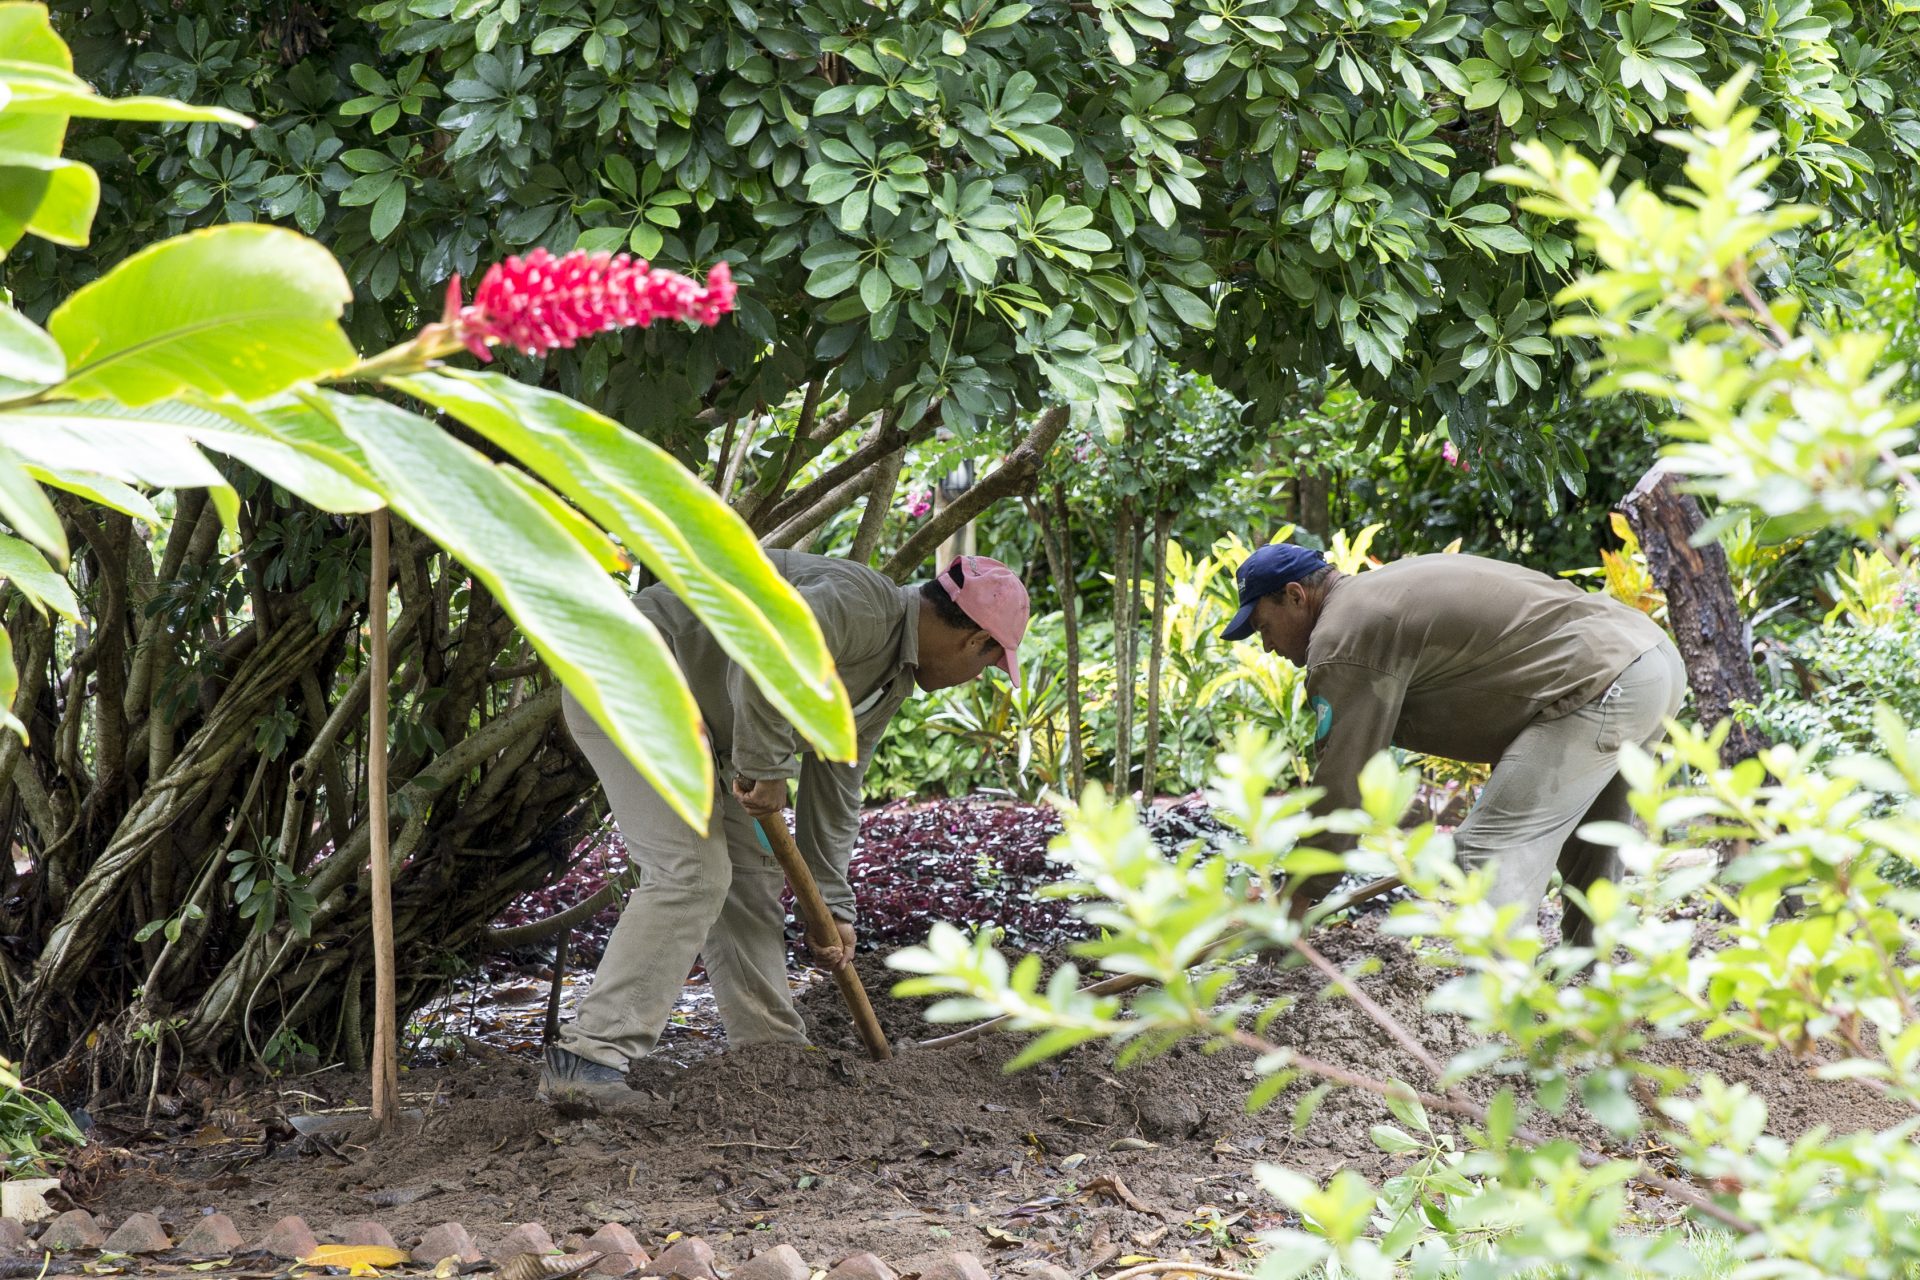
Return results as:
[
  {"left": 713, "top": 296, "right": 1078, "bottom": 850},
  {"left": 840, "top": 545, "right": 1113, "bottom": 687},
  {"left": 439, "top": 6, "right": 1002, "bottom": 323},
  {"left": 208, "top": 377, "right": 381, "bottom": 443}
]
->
[{"left": 1618, "top": 466, "right": 1769, "bottom": 766}]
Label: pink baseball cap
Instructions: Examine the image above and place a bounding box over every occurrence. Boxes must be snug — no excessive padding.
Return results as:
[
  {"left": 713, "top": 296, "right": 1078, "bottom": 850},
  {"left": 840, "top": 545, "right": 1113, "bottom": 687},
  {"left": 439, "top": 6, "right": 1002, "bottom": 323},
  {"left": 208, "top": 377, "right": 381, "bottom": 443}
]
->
[{"left": 936, "top": 555, "right": 1030, "bottom": 686}]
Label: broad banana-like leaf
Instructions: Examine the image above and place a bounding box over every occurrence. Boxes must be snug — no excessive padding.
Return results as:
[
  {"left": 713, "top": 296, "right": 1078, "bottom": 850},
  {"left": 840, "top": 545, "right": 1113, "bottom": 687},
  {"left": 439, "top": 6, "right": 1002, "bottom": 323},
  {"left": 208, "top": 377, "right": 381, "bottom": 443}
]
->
[
  {"left": 0, "top": 397, "right": 385, "bottom": 520},
  {"left": 0, "top": 528, "right": 76, "bottom": 618},
  {"left": 315, "top": 392, "right": 717, "bottom": 829},
  {"left": 0, "top": 444, "right": 64, "bottom": 561},
  {"left": 0, "top": 2, "right": 74, "bottom": 259},
  {"left": 0, "top": 400, "right": 229, "bottom": 488},
  {"left": 0, "top": 305, "right": 64, "bottom": 397},
  {"left": 0, "top": 149, "right": 95, "bottom": 247},
  {"left": 0, "top": 625, "right": 22, "bottom": 743},
  {"left": 188, "top": 399, "right": 382, "bottom": 512},
  {"left": 388, "top": 369, "right": 857, "bottom": 763},
  {"left": 27, "top": 466, "right": 161, "bottom": 524},
  {"left": 47, "top": 224, "right": 356, "bottom": 405},
  {"left": 499, "top": 467, "right": 633, "bottom": 575},
  {"left": 0, "top": 399, "right": 240, "bottom": 528}
]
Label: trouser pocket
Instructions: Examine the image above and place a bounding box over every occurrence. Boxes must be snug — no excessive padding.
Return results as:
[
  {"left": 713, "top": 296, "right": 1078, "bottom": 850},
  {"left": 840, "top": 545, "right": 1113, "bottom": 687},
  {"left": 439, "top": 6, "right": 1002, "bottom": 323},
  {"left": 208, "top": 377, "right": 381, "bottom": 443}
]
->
[{"left": 1594, "top": 680, "right": 1626, "bottom": 753}]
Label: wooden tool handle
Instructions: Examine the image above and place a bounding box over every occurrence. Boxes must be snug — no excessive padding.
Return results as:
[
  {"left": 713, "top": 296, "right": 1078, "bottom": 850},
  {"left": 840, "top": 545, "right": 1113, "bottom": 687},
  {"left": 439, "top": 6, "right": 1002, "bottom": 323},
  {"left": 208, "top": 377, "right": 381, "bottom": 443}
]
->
[{"left": 756, "top": 816, "right": 894, "bottom": 1062}]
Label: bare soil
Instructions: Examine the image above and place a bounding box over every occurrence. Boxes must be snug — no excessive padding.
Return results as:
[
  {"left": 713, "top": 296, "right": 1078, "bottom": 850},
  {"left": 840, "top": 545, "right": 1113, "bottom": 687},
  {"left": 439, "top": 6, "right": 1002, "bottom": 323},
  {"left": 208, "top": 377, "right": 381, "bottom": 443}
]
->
[{"left": 82, "top": 916, "right": 1903, "bottom": 1275}]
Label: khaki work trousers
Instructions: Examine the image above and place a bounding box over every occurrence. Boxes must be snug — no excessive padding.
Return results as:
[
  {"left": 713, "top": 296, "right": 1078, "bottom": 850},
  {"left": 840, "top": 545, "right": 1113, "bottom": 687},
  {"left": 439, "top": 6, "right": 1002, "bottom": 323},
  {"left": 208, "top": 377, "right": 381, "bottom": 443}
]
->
[
  {"left": 556, "top": 691, "right": 808, "bottom": 1070},
  {"left": 1453, "top": 638, "right": 1688, "bottom": 946}
]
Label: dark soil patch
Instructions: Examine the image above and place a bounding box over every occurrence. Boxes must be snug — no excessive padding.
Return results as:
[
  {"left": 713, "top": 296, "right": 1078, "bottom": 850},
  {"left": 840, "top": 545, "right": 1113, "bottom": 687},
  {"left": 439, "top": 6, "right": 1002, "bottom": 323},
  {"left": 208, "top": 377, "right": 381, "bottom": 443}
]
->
[{"left": 82, "top": 917, "right": 1901, "bottom": 1274}]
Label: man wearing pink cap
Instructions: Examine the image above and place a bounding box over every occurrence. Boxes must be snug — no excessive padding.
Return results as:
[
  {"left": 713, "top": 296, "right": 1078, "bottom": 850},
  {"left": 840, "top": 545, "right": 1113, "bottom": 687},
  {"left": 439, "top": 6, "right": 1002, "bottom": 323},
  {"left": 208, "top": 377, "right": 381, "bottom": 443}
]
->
[{"left": 541, "top": 550, "right": 1029, "bottom": 1105}]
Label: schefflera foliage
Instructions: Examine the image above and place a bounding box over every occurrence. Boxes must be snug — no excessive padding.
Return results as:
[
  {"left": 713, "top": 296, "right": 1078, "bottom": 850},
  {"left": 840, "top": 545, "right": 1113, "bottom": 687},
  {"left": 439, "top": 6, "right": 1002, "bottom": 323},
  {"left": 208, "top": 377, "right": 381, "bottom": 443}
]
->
[{"left": 10, "top": 0, "right": 1916, "bottom": 505}]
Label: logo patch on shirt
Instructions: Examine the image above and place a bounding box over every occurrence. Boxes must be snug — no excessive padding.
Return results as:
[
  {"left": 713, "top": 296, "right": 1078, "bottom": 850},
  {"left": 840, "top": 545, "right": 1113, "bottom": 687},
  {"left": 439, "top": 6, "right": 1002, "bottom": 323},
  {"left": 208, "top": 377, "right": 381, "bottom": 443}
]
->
[{"left": 1311, "top": 695, "right": 1332, "bottom": 742}]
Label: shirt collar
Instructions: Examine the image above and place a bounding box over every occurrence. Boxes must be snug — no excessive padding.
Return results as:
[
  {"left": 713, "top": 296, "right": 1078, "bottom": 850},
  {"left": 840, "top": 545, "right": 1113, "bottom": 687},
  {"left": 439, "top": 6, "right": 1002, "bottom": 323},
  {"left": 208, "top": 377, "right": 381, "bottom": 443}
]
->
[{"left": 896, "top": 585, "right": 921, "bottom": 671}]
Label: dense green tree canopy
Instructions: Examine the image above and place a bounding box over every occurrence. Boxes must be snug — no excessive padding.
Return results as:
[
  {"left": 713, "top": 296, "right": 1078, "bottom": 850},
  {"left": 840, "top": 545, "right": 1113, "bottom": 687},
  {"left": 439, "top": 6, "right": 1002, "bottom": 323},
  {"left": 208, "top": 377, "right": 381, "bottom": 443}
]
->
[{"left": 11, "top": 0, "right": 1917, "bottom": 503}]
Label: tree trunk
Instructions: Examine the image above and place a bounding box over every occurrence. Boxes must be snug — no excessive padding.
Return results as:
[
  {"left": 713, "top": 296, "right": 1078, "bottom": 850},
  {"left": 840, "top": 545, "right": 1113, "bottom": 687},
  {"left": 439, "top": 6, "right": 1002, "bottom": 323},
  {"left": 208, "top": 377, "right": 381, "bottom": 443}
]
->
[
  {"left": 1112, "top": 497, "right": 1138, "bottom": 794},
  {"left": 1141, "top": 507, "right": 1173, "bottom": 801},
  {"left": 849, "top": 449, "right": 907, "bottom": 567},
  {"left": 1618, "top": 466, "right": 1768, "bottom": 765},
  {"left": 1032, "top": 485, "right": 1086, "bottom": 796},
  {"left": 1294, "top": 470, "right": 1332, "bottom": 540},
  {"left": 1, "top": 496, "right": 599, "bottom": 1085}
]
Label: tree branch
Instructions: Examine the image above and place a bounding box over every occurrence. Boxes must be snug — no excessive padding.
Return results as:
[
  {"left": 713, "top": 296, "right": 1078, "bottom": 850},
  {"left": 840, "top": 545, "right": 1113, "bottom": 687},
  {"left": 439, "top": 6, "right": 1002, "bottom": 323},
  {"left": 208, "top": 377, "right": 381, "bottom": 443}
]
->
[
  {"left": 758, "top": 405, "right": 938, "bottom": 533},
  {"left": 849, "top": 448, "right": 907, "bottom": 566},
  {"left": 743, "top": 378, "right": 824, "bottom": 526},
  {"left": 762, "top": 414, "right": 910, "bottom": 550},
  {"left": 483, "top": 871, "right": 633, "bottom": 948},
  {"left": 880, "top": 406, "right": 1070, "bottom": 582}
]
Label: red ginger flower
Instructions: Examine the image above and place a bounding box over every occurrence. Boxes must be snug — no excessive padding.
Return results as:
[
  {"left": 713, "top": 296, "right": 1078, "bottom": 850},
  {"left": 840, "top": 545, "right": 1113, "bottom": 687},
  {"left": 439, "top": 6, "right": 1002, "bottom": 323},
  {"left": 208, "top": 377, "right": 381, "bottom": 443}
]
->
[{"left": 442, "top": 248, "right": 735, "bottom": 362}]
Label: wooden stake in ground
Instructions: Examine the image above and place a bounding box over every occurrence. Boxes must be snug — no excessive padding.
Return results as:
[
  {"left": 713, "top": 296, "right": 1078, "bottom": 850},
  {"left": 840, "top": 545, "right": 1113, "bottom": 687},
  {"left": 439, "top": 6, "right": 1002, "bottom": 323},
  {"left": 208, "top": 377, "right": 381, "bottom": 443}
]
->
[
  {"left": 1111, "top": 496, "right": 1138, "bottom": 792},
  {"left": 756, "top": 816, "right": 893, "bottom": 1062},
  {"left": 367, "top": 509, "right": 400, "bottom": 1127}
]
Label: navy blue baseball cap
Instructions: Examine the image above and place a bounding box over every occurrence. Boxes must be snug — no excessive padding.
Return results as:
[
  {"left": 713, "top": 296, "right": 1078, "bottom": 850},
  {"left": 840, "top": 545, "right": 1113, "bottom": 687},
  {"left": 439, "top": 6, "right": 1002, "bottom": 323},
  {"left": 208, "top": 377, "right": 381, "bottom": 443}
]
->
[{"left": 1221, "top": 543, "right": 1329, "bottom": 642}]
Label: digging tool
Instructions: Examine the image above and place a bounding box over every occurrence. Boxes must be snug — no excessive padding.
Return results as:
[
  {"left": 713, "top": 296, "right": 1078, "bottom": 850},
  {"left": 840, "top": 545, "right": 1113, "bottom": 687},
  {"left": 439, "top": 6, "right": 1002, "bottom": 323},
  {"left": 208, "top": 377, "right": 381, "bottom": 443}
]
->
[
  {"left": 916, "top": 873, "right": 1404, "bottom": 1050},
  {"left": 755, "top": 816, "right": 894, "bottom": 1062}
]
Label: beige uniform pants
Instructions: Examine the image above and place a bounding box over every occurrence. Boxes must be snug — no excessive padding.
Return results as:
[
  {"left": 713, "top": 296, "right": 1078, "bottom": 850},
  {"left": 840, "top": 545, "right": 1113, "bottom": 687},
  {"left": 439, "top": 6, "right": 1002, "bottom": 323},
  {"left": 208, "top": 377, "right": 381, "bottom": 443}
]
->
[
  {"left": 556, "top": 691, "right": 808, "bottom": 1070},
  {"left": 1454, "top": 638, "right": 1688, "bottom": 946}
]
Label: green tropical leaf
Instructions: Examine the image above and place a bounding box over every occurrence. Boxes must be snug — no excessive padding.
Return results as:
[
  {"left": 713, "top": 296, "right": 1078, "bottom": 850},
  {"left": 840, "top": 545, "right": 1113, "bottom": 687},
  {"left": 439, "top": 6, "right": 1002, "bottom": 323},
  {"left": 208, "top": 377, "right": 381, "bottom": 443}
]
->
[
  {"left": 2, "top": 82, "right": 252, "bottom": 126},
  {"left": 185, "top": 400, "right": 384, "bottom": 511},
  {"left": 0, "top": 445, "right": 65, "bottom": 561},
  {"left": 0, "top": 624, "right": 23, "bottom": 743},
  {"left": 497, "top": 466, "right": 633, "bottom": 574},
  {"left": 26, "top": 466, "right": 160, "bottom": 524},
  {"left": 0, "top": 306, "right": 65, "bottom": 396},
  {"left": 385, "top": 369, "right": 856, "bottom": 762},
  {"left": 0, "top": 150, "right": 97, "bottom": 249},
  {"left": 0, "top": 529, "right": 77, "bottom": 618},
  {"left": 0, "top": 401, "right": 231, "bottom": 489},
  {"left": 317, "top": 390, "right": 718, "bottom": 828},
  {"left": 46, "top": 224, "right": 356, "bottom": 406}
]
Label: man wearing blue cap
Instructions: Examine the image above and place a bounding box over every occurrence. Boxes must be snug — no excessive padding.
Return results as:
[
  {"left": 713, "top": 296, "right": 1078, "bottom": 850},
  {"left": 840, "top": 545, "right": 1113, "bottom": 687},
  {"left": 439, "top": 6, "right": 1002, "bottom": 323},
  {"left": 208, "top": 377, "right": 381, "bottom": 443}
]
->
[{"left": 1222, "top": 543, "right": 1686, "bottom": 946}]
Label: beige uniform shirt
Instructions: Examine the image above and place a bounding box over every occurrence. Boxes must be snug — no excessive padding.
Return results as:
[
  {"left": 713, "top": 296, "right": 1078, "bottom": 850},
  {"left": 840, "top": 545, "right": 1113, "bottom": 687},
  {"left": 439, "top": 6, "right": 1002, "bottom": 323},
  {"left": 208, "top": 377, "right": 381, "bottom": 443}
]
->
[
  {"left": 633, "top": 551, "right": 920, "bottom": 917},
  {"left": 1306, "top": 554, "right": 1669, "bottom": 817}
]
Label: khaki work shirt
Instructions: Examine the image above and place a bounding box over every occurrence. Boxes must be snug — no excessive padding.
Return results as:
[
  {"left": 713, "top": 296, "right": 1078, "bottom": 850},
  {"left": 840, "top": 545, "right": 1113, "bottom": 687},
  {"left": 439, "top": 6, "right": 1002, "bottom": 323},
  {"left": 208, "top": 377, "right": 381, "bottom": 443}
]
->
[
  {"left": 1305, "top": 554, "right": 1669, "bottom": 819},
  {"left": 634, "top": 551, "right": 920, "bottom": 917}
]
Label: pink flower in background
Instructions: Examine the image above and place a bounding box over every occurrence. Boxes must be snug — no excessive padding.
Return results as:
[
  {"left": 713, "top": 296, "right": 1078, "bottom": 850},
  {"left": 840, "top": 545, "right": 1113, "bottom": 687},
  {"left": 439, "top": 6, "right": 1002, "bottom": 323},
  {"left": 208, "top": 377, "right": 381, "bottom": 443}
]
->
[
  {"left": 904, "top": 488, "right": 933, "bottom": 519},
  {"left": 444, "top": 249, "right": 735, "bottom": 361},
  {"left": 1442, "top": 440, "right": 1471, "bottom": 473}
]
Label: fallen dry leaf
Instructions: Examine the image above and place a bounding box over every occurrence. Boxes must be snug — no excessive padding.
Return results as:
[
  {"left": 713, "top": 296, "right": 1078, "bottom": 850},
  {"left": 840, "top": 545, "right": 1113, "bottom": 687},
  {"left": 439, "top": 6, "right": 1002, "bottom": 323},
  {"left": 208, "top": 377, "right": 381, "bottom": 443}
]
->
[
  {"left": 1079, "top": 1174, "right": 1160, "bottom": 1217},
  {"left": 497, "top": 1252, "right": 603, "bottom": 1280},
  {"left": 299, "top": 1244, "right": 411, "bottom": 1274}
]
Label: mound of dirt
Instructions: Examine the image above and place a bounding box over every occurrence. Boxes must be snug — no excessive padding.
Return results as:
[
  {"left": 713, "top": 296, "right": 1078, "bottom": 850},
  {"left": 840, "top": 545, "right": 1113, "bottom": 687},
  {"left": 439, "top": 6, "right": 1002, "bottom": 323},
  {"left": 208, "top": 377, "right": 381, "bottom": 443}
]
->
[{"left": 83, "top": 918, "right": 1903, "bottom": 1274}]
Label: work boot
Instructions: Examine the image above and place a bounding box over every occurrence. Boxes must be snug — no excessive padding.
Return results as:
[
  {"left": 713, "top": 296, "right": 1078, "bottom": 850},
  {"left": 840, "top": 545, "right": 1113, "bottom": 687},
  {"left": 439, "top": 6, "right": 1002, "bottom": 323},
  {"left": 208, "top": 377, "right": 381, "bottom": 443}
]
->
[{"left": 537, "top": 1044, "right": 642, "bottom": 1109}]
